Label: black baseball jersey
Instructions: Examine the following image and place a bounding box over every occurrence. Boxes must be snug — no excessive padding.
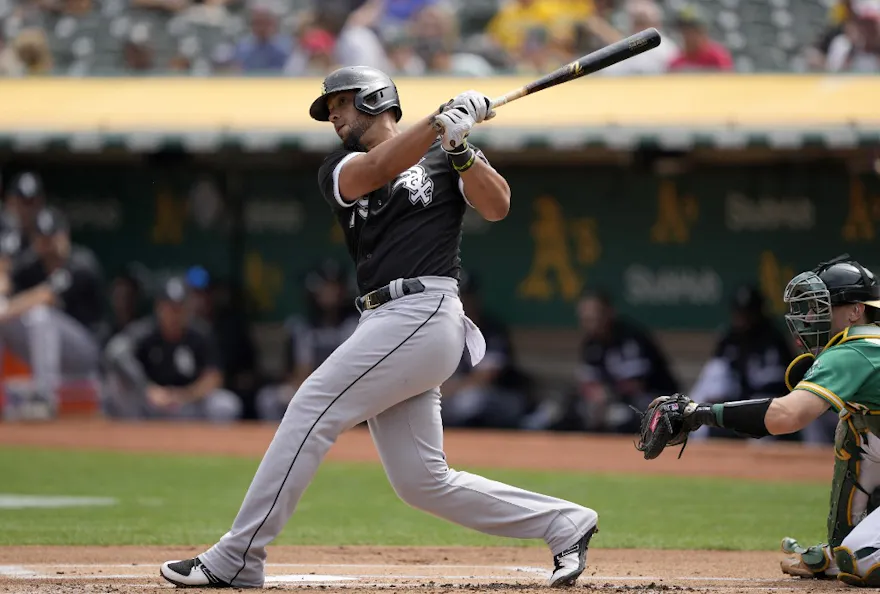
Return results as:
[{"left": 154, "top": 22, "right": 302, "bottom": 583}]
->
[
  {"left": 578, "top": 318, "right": 680, "bottom": 398},
  {"left": 12, "top": 245, "right": 106, "bottom": 334},
  {"left": 712, "top": 325, "right": 792, "bottom": 398},
  {"left": 317, "top": 140, "right": 484, "bottom": 294},
  {"left": 0, "top": 224, "right": 24, "bottom": 261},
  {"left": 125, "top": 317, "right": 222, "bottom": 388}
]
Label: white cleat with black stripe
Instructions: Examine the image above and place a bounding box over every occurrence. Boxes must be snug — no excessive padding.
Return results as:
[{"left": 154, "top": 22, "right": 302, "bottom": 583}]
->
[
  {"left": 160, "top": 557, "right": 231, "bottom": 588},
  {"left": 548, "top": 526, "right": 598, "bottom": 587}
]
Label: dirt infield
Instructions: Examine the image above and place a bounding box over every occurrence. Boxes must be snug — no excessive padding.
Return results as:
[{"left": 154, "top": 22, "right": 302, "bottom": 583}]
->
[{"left": 0, "top": 419, "right": 841, "bottom": 593}]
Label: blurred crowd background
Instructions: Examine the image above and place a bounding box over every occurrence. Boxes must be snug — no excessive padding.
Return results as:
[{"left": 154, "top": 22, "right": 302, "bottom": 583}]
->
[{"left": 1, "top": 0, "right": 879, "bottom": 77}]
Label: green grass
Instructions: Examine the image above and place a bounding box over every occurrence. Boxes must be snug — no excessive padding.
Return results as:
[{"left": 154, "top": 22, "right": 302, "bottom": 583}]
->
[{"left": 0, "top": 446, "right": 829, "bottom": 550}]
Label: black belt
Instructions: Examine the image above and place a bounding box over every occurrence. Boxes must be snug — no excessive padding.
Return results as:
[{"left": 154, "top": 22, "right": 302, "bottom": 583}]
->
[{"left": 356, "top": 279, "right": 426, "bottom": 311}]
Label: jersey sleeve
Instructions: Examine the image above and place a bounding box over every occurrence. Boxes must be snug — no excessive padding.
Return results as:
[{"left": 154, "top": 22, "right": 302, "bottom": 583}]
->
[
  {"left": 317, "top": 148, "right": 362, "bottom": 210},
  {"left": 795, "top": 345, "right": 877, "bottom": 411}
]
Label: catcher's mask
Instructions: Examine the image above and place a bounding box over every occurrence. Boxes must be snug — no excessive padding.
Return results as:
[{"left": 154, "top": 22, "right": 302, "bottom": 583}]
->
[
  {"left": 309, "top": 66, "right": 403, "bottom": 123},
  {"left": 784, "top": 254, "right": 880, "bottom": 354}
]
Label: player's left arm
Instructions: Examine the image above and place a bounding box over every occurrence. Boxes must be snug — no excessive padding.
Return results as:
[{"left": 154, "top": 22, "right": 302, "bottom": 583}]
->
[
  {"left": 458, "top": 156, "right": 511, "bottom": 222},
  {"left": 179, "top": 368, "right": 223, "bottom": 403},
  {"left": 438, "top": 90, "right": 510, "bottom": 222}
]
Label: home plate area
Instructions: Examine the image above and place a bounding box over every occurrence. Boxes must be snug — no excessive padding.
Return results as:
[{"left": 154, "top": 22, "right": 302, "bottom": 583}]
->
[
  {"left": 1, "top": 562, "right": 549, "bottom": 585},
  {"left": 0, "top": 547, "right": 852, "bottom": 594}
]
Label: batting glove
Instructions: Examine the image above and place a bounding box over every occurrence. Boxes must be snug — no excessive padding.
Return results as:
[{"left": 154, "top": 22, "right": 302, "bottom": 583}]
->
[
  {"left": 447, "top": 90, "right": 496, "bottom": 124},
  {"left": 433, "top": 106, "right": 474, "bottom": 151}
]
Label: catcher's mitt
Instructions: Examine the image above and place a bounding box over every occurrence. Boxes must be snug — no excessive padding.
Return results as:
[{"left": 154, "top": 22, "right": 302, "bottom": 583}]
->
[{"left": 632, "top": 393, "right": 698, "bottom": 460}]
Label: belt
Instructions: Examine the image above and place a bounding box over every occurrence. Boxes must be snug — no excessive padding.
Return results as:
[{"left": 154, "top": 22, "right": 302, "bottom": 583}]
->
[{"left": 356, "top": 279, "right": 426, "bottom": 312}]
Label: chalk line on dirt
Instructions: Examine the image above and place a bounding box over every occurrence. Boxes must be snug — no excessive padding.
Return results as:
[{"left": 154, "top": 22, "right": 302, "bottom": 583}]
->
[{"left": 0, "top": 563, "right": 799, "bottom": 586}]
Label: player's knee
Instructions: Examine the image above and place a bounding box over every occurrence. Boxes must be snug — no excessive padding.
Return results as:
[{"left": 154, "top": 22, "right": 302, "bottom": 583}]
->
[
  {"left": 386, "top": 456, "right": 451, "bottom": 507},
  {"left": 21, "top": 305, "right": 51, "bottom": 325},
  {"left": 203, "top": 389, "right": 243, "bottom": 423}
]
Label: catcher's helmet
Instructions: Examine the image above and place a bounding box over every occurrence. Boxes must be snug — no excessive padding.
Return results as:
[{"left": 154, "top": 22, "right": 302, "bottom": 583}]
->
[
  {"left": 784, "top": 254, "right": 880, "bottom": 352},
  {"left": 309, "top": 66, "right": 402, "bottom": 123}
]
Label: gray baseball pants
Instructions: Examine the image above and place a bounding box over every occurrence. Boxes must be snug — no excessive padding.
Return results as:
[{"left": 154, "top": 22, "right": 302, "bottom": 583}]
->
[
  {"left": 0, "top": 305, "right": 100, "bottom": 399},
  {"left": 199, "top": 276, "right": 598, "bottom": 587}
]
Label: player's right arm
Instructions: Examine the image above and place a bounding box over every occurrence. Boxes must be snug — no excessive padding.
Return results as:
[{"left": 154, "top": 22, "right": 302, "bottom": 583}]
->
[{"left": 325, "top": 114, "right": 442, "bottom": 206}]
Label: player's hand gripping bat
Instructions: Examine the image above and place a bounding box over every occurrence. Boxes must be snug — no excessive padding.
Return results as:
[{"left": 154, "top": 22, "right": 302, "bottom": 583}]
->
[{"left": 433, "top": 28, "right": 662, "bottom": 132}]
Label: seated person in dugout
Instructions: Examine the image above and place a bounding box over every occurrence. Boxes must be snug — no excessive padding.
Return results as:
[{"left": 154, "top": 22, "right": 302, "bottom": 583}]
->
[
  {"left": 0, "top": 206, "right": 105, "bottom": 418},
  {"left": 102, "top": 276, "right": 242, "bottom": 422}
]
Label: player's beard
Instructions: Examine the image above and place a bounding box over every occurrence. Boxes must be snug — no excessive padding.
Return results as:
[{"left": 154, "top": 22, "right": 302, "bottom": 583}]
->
[{"left": 342, "top": 113, "right": 374, "bottom": 152}]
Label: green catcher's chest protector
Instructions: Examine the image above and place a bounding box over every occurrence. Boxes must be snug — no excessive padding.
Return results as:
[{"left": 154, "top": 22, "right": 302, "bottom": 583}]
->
[{"left": 824, "top": 327, "right": 880, "bottom": 549}]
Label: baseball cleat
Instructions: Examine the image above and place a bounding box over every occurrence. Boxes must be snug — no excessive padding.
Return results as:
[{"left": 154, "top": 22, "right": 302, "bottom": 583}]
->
[
  {"left": 779, "top": 538, "right": 836, "bottom": 580},
  {"left": 160, "top": 557, "right": 230, "bottom": 588},
  {"left": 780, "top": 555, "right": 829, "bottom": 579},
  {"left": 548, "top": 525, "right": 598, "bottom": 587}
]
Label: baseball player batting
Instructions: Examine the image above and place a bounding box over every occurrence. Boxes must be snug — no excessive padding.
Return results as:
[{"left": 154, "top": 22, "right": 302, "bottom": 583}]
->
[{"left": 160, "top": 65, "right": 598, "bottom": 588}]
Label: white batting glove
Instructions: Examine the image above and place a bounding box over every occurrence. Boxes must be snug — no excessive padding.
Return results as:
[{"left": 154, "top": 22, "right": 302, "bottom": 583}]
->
[
  {"left": 447, "top": 90, "right": 496, "bottom": 123},
  {"left": 433, "top": 106, "right": 474, "bottom": 151}
]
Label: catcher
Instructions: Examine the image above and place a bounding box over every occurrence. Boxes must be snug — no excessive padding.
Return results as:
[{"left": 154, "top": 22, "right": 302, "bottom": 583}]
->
[{"left": 633, "top": 254, "right": 880, "bottom": 587}]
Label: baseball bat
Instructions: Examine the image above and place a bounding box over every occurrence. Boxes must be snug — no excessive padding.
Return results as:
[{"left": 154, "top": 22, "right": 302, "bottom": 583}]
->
[{"left": 488, "top": 27, "right": 662, "bottom": 110}]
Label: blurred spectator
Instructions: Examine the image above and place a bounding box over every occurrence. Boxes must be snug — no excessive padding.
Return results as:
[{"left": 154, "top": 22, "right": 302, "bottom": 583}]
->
[
  {"left": 234, "top": 0, "right": 292, "bottom": 72},
  {"left": 47, "top": 0, "right": 94, "bottom": 15},
  {"left": 318, "top": 0, "right": 391, "bottom": 72},
  {"left": 486, "top": 0, "right": 583, "bottom": 56},
  {"left": 255, "top": 260, "right": 357, "bottom": 421},
  {"left": 441, "top": 273, "right": 535, "bottom": 429},
  {"left": 0, "top": 207, "right": 106, "bottom": 415},
  {"left": 381, "top": 0, "right": 436, "bottom": 31},
  {"left": 601, "top": 0, "right": 677, "bottom": 75},
  {"left": 486, "top": 0, "right": 589, "bottom": 71},
  {"left": 410, "top": 4, "right": 494, "bottom": 75},
  {"left": 573, "top": 0, "right": 624, "bottom": 54},
  {"left": 825, "top": 0, "right": 880, "bottom": 72},
  {"left": 131, "top": 0, "right": 190, "bottom": 13},
  {"left": 209, "top": 42, "right": 238, "bottom": 73},
  {"left": 103, "top": 276, "right": 242, "bottom": 422},
  {"left": 186, "top": 266, "right": 259, "bottom": 418},
  {"left": 667, "top": 5, "right": 733, "bottom": 72},
  {"left": 0, "top": 36, "right": 25, "bottom": 76},
  {"left": 1, "top": 171, "right": 44, "bottom": 263},
  {"left": 803, "top": 0, "right": 852, "bottom": 70},
  {"left": 3, "top": 171, "right": 45, "bottom": 245},
  {"left": 9, "top": 28, "right": 53, "bottom": 75},
  {"left": 573, "top": 288, "right": 680, "bottom": 433},
  {"left": 284, "top": 23, "right": 339, "bottom": 75},
  {"left": 688, "top": 286, "right": 794, "bottom": 438},
  {"left": 122, "top": 24, "right": 155, "bottom": 73},
  {"left": 385, "top": 30, "right": 427, "bottom": 75}
]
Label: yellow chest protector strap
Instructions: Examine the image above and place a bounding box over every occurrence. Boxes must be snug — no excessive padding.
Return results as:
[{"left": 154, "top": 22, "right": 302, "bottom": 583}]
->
[{"left": 785, "top": 353, "right": 816, "bottom": 392}]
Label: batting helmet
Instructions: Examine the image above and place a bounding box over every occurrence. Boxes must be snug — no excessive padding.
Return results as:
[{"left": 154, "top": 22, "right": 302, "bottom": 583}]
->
[{"left": 309, "top": 66, "right": 402, "bottom": 123}]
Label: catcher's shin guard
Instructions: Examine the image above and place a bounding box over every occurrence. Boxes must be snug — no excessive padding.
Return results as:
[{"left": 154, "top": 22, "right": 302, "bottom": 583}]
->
[
  {"left": 780, "top": 538, "right": 837, "bottom": 579},
  {"left": 835, "top": 546, "right": 880, "bottom": 587}
]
